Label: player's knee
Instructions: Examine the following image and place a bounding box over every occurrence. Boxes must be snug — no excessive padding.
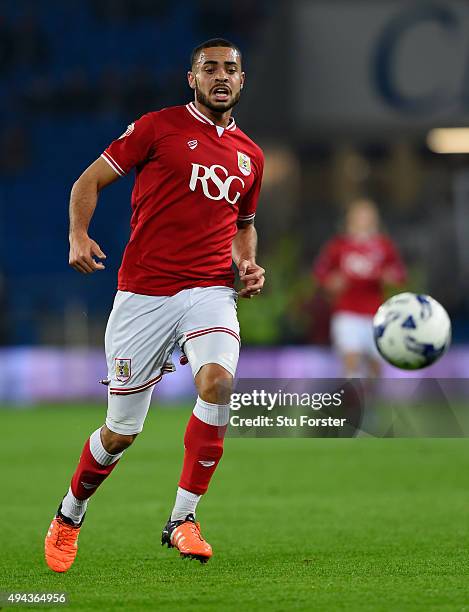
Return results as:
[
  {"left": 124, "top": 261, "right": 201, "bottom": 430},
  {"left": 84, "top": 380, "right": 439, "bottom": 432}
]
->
[
  {"left": 196, "top": 364, "right": 233, "bottom": 405},
  {"left": 101, "top": 425, "right": 138, "bottom": 454}
]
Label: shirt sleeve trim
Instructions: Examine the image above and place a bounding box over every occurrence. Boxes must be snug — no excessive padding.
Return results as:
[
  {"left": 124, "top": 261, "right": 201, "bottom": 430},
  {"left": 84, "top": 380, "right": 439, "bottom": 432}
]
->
[
  {"left": 237, "top": 213, "right": 256, "bottom": 221},
  {"left": 101, "top": 151, "right": 126, "bottom": 176}
]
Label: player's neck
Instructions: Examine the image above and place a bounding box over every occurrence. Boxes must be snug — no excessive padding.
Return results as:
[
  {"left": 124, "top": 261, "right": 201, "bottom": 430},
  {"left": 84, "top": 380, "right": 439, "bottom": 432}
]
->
[{"left": 193, "top": 100, "right": 232, "bottom": 128}]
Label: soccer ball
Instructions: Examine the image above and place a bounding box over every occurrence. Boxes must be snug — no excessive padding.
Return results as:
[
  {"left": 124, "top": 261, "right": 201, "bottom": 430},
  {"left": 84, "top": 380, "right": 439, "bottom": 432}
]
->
[{"left": 373, "top": 292, "right": 451, "bottom": 370}]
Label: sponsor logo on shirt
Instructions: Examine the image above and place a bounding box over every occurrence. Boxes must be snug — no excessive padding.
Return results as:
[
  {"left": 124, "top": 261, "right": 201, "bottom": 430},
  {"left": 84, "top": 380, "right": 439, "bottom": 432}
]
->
[
  {"left": 342, "top": 251, "right": 383, "bottom": 278},
  {"left": 189, "top": 163, "right": 245, "bottom": 205},
  {"left": 187, "top": 139, "right": 198, "bottom": 150}
]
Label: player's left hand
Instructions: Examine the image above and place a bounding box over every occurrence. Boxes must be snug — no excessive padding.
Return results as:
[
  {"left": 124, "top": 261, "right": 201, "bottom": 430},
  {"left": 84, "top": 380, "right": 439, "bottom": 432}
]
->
[
  {"left": 237, "top": 259, "right": 265, "bottom": 299},
  {"left": 382, "top": 267, "right": 400, "bottom": 285}
]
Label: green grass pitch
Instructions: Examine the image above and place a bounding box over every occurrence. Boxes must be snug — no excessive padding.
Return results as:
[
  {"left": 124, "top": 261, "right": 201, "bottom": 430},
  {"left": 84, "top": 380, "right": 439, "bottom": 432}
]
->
[{"left": 1, "top": 403, "right": 469, "bottom": 611}]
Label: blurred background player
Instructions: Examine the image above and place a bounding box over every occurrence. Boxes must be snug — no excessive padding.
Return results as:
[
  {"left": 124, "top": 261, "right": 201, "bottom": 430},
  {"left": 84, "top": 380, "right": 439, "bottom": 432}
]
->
[
  {"left": 313, "top": 198, "right": 406, "bottom": 378},
  {"left": 44, "top": 38, "right": 265, "bottom": 571}
]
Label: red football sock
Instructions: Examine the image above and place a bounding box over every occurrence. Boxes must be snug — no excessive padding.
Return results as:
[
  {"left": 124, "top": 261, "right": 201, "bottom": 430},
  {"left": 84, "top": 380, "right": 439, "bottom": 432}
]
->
[
  {"left": 179, "top": 414, "right": 226, "bottom": 495},
  {"left": 70, "top": 438, "right": 120, "bottom": 501}
]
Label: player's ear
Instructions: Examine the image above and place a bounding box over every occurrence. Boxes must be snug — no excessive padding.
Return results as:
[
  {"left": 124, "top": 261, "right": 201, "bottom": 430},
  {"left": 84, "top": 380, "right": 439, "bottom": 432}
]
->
[
  {"left": 240, "top": 72, "right": 245, "bottom": 89},
  {"left": 187, "top": 70, "right": 196, "bottom": 90}
]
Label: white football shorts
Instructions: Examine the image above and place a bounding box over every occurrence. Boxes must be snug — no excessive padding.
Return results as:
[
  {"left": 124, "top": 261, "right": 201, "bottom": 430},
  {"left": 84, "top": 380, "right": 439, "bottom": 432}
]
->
[
  {"left": 330, "top": 311, "right": 379, "bottom": 358},
  {"left": 104, "top": 286, "right": 240, "bottom": 434}
]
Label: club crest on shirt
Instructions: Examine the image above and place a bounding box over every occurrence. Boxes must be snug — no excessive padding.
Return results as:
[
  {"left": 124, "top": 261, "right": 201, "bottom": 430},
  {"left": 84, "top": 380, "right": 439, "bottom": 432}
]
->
[
  {"left": 237, "top": 151, "right": 251, "bottom": 176},
  {"left": 115, "top": 358, "right": 131, "bottom": 382},
  {"left": 118, "top": 123, "right": 135, "bottom": 140},
  {"left": 187, "top": 139, "right": 198, "bottom": 150}
]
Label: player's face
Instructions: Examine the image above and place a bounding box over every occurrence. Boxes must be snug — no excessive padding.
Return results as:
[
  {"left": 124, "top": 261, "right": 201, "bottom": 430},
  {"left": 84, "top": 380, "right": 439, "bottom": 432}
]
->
[
  {"left": 188, "top": 47, "right": 244, "bottom": 113},
  {"left": 346, "top": 203, "right": 379, "bottom": 238}
]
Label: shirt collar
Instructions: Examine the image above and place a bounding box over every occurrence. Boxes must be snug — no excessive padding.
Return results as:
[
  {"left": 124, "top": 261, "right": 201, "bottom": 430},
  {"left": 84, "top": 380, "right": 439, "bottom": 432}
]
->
[{"left": 185, "top": 101, "right": 236, "bottom": 132}]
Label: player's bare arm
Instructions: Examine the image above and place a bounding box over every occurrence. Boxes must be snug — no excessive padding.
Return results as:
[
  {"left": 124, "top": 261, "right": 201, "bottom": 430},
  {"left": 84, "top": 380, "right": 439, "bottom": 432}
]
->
[
  {"left": 69, "top": 157, "right": 119, "bottom": 274},
  {"left": 233, "top": 221, "right": 265, "bottom": 298},
  {"left": 324, "top": 272, "right": 347, "bottom": 296}
]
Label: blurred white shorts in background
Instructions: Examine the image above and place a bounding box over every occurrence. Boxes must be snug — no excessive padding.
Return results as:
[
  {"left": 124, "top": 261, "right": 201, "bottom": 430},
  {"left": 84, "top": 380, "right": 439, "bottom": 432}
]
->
[{"left": 331, "top": 311, "right": 379, "bottom": 358}]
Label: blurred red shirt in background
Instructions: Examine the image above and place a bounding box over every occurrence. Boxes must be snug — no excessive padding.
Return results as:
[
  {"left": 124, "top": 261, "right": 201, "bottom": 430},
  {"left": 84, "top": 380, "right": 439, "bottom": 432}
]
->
[{"left": 314, "top": 233, "right": 406, "bottom": 315}]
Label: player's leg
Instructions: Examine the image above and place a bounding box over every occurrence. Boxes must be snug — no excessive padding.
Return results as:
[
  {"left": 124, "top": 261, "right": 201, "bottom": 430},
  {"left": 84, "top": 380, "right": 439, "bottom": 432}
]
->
[
  {"left": 365, "top": 354, "right": 381, "bottom": 378},
  {"left": 342, "top": 351, "right": 363, "bottom": 378},
  {"left": 175, "top": 287, "right": 239, "bottom": 513},
  {"left": 331, "top": 311, "right": 364, "bottom": 378},
  {"left": 162, "top": 287, "right": 239, "bottom": 561},
  {"left": 59, "top": 390, "right": 153, "bottom": 525},
  {"left": 361, "top": 314, "right": 382, "bottom": 378},
  {"left": 162, "top": 361, "right": 235, "bottom": 562},
  {"left": 174, "top": 363, "right": 232, "bottom": 515},
  {"left": 45, "top": 291, "right": 176, "bottom": 572},
  {"left": 45, "top": 391, "right": 156, "bottom": 573}
]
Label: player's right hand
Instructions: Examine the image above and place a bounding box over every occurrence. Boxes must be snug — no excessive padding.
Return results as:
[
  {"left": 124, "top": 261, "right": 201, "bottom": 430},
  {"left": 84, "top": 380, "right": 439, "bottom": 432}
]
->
[{"left": 69, "top": 232, "right": 106, "bottom": 274}]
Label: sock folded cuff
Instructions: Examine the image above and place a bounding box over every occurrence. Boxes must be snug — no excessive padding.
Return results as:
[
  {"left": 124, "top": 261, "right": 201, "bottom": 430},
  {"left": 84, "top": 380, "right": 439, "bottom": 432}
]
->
[
  {"left": 170, "top": 487, "right": 202, "bottom": 521},
  {"left": 193, "top": 396, "right": 230, "bottom": 426},
  {"left": 177, "top": 486, "right": 202, "bottom": 503},
  {"left": 89, "top": 428, "right": 123, "bottom": 466}
]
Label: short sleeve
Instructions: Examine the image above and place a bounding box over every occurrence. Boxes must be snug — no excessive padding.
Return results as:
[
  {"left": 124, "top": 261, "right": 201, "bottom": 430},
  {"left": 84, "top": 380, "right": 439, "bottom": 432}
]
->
[
  {"left": 237, "top": 151, "right": 264, "bottom": 223},
  {"left": 101, "top": 113, "right": 156, "bottom": 176},
  {"left": 313, "top": 239, "right": 341, "bottom": 284}
]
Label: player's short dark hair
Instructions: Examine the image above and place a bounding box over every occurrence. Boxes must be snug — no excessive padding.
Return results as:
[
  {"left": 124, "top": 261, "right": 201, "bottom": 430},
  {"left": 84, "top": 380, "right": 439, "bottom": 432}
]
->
[{"left": 190, "top": 38, "right": 242, "bottom": 68}]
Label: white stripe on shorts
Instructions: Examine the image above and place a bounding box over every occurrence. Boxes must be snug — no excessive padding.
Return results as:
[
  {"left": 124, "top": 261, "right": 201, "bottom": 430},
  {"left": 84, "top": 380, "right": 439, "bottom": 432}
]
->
[{"left": 109, "top": 365, "right": 174, "bottom": 395}]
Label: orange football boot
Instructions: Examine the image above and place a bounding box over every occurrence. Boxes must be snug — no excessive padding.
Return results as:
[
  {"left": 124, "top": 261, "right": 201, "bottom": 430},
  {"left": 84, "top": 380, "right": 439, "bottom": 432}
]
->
[
  {"left": 45, "top": 507, "right": 83, "bottom": 573},
  {"left": 161, "top": 513, "right": 212, "bottom": 563}
]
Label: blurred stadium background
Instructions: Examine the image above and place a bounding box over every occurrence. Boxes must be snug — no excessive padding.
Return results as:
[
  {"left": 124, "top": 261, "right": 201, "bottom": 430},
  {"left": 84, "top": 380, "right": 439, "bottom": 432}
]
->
[{"left": 2, "top": 0, "right": 469, "bottom": 404}]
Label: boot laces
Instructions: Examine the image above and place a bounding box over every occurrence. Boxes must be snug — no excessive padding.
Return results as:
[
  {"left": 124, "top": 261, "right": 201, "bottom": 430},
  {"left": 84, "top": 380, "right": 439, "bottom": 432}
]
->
[
  {"left": 55, "top": 520, "right": 77, "bottom": 548},
  {"left": 189, "top": 522, "right": 204, "bottom": 542}
]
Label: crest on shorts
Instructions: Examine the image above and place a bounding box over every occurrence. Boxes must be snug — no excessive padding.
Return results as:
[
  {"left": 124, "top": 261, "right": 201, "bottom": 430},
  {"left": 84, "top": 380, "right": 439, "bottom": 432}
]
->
[
  {"left": 118, "top": 123, "right": 135, "bottom": 140},
  {"left": 237, "top": 151, "right": 251, "bottom": 176},
  {"left": 115, "top": 358, "right": 131, "bottom": 382}
]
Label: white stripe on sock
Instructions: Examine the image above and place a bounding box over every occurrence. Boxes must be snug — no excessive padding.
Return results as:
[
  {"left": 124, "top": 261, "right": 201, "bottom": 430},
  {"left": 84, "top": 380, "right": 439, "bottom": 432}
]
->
[
  {"left": 193, "top": 397, "right": 230, "bottom": 426},
  {"left": 89, "top": 427, "right": 123, "bottom": 466}
]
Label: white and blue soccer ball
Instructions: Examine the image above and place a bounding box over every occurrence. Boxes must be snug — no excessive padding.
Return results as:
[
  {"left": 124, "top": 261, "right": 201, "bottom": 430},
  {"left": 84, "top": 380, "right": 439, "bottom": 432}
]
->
[{"left": 373, "top": 292, "right": 451, "bottom": 370}]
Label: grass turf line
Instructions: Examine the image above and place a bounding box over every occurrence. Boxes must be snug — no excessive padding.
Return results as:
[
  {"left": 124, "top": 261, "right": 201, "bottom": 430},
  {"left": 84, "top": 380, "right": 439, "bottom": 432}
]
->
[{"left": 1, "top": 404, "right": 469, "bottom": 611}]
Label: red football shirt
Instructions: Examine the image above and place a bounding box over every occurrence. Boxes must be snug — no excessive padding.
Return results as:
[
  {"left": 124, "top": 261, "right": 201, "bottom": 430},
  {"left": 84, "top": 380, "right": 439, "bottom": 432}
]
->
[
  {"left": 313, "top": 234, "right": 406, "bottom": 315},
  {"left": 101, "top": 102, "right": 264, "bottom": 296}
]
